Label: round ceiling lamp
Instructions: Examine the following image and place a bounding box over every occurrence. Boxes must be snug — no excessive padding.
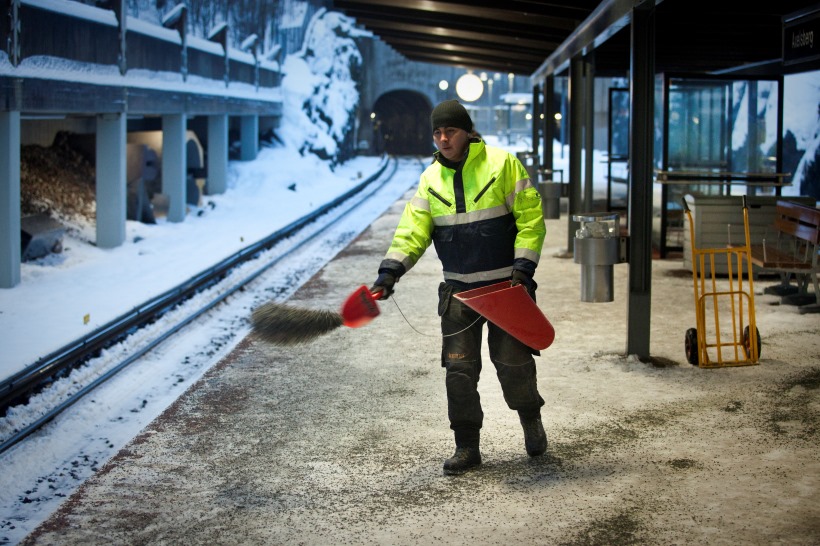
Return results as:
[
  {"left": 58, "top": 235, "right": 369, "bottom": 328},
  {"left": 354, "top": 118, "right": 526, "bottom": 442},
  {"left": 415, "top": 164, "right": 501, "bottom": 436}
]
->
[{"left": 455, "top": 72, "right": 484, "bottom": 102}]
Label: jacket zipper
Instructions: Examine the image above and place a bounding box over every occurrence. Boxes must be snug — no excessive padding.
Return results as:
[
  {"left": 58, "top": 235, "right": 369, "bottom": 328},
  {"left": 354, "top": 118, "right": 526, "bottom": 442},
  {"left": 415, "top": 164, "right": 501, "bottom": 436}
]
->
[
  {"left": 473, "top": 176, "right": 497, "bottom": 203},
  {"left": 428, "top": 187, "right": 452, "bottom": 207}
]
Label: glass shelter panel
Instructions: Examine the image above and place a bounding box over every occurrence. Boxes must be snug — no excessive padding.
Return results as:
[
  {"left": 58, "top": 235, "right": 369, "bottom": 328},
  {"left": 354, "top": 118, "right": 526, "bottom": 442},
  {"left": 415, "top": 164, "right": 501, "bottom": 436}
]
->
[
  {"left": 667, "top": 78, "right": 779, "bottom": 177},
  {"left": 607, "top": 87, "right": 629, "bottom": 212},
  {"left": 657, "top": 75, "right": 782, "bottom": 256}
]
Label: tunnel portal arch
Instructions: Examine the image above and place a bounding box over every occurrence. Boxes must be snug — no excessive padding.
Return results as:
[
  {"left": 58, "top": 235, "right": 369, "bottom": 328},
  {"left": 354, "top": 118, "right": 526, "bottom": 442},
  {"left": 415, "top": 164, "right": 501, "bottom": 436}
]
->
[{"left": 371, "top": 90, "right": 435, "bottom": 156}]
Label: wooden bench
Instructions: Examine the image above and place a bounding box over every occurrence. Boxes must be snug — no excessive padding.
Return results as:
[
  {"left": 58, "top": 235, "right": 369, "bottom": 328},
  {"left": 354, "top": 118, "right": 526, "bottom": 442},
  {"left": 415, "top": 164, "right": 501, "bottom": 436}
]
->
[{"left": 748, "top": 200, "right": 820, "bottom": 313}]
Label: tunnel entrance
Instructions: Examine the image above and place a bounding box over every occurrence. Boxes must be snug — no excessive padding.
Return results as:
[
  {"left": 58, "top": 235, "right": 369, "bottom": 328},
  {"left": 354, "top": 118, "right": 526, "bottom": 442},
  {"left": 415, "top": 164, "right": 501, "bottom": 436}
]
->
[{"left": 372, "top": 91, "right": 434, "bottom": 156}]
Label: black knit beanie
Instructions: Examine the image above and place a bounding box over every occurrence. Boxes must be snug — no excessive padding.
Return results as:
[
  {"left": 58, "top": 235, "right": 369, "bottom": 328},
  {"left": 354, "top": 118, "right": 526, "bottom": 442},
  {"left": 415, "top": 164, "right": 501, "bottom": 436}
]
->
[{"left": 431, "top": 100, "right": 473, "bottom": 133}]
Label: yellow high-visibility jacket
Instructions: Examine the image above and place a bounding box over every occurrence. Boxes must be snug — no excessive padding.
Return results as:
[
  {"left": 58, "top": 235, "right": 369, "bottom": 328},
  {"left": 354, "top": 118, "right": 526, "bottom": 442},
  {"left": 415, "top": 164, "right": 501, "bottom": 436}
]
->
[{"left": 379, "top": 139, "right": 545, "bottom": 287}]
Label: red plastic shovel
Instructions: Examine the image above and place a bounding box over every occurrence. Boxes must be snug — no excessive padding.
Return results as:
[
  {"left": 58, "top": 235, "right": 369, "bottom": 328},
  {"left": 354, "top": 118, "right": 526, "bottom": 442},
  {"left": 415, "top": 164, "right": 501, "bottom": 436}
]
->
[
  {"left": 454, "top": 281, "right": 555, "bottom": 350},
  {"left": 340, "top": 285, "right": 384, "bottom": 328},
  {"left": 251, "top": 285, "right": 384, "bottom": 346}
]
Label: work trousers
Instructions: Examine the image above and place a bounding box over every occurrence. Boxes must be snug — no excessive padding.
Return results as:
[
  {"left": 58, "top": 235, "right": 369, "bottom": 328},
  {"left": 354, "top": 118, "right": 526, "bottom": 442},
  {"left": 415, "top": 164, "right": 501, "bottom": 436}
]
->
[{"left": 438, "top": 283, "right": 545, "bottom": 447}]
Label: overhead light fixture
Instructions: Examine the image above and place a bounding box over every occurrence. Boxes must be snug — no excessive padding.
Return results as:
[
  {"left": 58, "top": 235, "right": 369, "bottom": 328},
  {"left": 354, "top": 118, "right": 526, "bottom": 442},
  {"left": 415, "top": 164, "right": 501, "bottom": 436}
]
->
[{"left": 456, "top": 72, "right": 483, "bottom": 102}]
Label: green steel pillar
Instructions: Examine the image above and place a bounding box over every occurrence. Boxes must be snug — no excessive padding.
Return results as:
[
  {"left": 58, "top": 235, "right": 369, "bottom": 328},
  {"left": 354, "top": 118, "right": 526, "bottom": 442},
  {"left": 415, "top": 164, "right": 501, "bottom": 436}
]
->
[
  {"left": 96, "top": 113, "right": 127, "bottom": 249},
  {"left": 0, "top": 111, "right": 21, "bottom": 288},
  {"left": 207, "top": 114, "right": 228, "bottom": 194},
  {"left": 162, "top": 114, "right": 187, "bottom": 223}
]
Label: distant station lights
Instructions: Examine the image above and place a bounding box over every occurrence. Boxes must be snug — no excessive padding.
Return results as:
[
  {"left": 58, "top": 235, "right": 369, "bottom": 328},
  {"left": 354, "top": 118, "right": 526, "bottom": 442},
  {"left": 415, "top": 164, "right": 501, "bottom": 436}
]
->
[{"left": 455, "top": 72, "right": 483, "bottom": 102}]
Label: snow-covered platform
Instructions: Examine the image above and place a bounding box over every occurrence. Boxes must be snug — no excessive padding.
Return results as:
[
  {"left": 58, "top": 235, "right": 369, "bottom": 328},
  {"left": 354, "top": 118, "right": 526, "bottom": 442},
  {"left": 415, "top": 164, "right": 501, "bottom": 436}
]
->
[{"left": 22, "top": 192, "right": 820, "bottom": 545}]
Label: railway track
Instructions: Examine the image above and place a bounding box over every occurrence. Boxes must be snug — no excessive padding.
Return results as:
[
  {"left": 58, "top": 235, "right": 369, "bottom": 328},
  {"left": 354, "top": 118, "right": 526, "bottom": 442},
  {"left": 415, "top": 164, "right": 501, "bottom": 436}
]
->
[{"left": 0, "top": 155, "right": 401, "bottom": 455}]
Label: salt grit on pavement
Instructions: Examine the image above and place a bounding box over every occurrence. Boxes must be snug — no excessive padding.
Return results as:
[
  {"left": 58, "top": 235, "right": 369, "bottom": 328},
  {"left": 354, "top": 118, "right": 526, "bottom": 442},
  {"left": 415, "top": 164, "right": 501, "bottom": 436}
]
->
[{"left": 22, "top": 196, "right": 820, "bottom": 545}]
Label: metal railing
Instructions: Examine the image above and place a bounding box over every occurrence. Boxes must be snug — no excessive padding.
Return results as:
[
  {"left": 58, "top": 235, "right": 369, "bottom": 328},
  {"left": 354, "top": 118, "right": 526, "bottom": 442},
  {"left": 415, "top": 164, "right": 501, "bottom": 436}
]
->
[{"left": 1, "top": 0, "right": 280, "bottom": 91}]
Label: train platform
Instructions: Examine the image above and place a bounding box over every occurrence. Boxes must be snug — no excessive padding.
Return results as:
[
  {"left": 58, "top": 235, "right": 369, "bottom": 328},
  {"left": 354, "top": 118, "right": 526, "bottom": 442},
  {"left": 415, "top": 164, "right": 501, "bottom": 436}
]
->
[{"left": 22, "top": 189, "right": 820, "bottom": 545}]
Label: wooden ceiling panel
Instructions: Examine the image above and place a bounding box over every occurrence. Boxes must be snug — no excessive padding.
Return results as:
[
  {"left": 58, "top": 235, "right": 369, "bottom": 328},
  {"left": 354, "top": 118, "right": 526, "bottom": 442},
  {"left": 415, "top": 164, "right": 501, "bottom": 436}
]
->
[
  {"left": 333, "top": 0, "right": 593, "bottom": 74},
  {"left": 331, "top": 0, "right": 820, "bottom": 77}
]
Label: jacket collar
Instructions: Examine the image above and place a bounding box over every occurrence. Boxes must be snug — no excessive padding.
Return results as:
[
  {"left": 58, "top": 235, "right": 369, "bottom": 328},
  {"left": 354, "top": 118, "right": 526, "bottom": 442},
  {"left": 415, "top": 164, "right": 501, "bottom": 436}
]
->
[{"left": 434, "top": 137, "right": 484, "bottom": 170}]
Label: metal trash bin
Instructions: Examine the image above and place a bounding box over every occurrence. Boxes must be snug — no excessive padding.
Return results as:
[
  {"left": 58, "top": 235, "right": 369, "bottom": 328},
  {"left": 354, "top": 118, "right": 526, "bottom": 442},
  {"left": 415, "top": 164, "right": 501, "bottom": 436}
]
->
[
  {"left": 572, "top": 212, "right": 624, "bottom": 302},
  {"left": 536, "top": 167, "right": 564, "bottom": 220},
  {"left": 537, "top": 181, "right": 562, "bottom": 219}
]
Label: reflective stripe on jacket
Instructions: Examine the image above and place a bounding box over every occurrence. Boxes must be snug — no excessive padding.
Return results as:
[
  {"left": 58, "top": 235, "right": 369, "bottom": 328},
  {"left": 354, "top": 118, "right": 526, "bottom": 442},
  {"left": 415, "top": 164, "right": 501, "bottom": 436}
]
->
[{"left": 381, "top": 139, "right": 545, "bottom": 286}]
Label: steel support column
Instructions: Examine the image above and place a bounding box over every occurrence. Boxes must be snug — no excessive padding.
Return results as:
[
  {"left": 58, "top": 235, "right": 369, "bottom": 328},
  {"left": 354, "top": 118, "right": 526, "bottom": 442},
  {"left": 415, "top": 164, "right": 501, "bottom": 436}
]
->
[
  {"left": 96, "top": 113, "right": 127, "bottom": 248},
  {"left": 531, "top": 84, "right": 540, "bottom": 155},
  {"left": 584, "top": 55, "right": 595, "bottom": 212},
  {"left": 0, "top": 111, "right": 21, "bottom": 288},
  {"left": 567, "top": 54, "right": 584, "bottom": 252},
  {"left": 626, "top": 1, "right": 655, "bottom": 359},
  {"left": 543, "top": 75, "right": 555, "bottom": 175}
]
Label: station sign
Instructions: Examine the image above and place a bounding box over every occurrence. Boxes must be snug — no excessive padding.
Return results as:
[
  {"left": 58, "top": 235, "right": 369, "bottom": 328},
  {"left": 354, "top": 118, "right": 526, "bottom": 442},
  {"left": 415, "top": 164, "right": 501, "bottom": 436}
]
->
[{"left": 784, "top": 7, "right": 820, "bottom": 67}]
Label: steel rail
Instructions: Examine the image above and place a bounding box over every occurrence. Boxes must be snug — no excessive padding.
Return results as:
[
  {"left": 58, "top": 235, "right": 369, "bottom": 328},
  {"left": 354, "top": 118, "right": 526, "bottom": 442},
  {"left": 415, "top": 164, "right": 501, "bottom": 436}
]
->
[{"left": 0, "top": 156, "right": 396, "bottom": 454}]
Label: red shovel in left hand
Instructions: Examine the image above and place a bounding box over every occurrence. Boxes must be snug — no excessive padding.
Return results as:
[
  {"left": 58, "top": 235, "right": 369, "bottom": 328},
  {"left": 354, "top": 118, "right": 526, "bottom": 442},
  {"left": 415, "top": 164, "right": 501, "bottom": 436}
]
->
[
  {"left": 454, "top": 281, "right": 555, "bottom": 350},
  {"left": 251, "top": 285, "right": 384, "bottom": 345}
]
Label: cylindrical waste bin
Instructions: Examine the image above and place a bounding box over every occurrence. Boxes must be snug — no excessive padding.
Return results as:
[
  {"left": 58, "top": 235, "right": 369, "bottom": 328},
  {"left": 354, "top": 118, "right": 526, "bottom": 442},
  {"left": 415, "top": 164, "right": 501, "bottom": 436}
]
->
[
  {"left": 572, "top": 212, "right": 621, "bottom": 303},
  {"left": 536, "top": 167, "right": 564, "bottom": 220},
  {"left": 537, "top": 181, "right": 562, "bottom": 219}
]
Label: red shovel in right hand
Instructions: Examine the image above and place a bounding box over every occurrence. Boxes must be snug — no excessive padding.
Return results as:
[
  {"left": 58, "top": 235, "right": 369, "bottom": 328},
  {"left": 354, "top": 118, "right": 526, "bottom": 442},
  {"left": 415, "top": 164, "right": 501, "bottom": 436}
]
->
[
  {"left": 340, "top": 285, "right": 384, "bottom": 328},
  {"left": 251, "top": 285, "right": 384, "bottom": 346}
]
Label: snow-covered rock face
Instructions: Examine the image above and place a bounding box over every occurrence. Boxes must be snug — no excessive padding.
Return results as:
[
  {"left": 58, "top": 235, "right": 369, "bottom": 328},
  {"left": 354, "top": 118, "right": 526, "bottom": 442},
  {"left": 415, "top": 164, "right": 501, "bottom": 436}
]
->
[{"left": 280, "top": 11, "right": 363, "bottom": 166}]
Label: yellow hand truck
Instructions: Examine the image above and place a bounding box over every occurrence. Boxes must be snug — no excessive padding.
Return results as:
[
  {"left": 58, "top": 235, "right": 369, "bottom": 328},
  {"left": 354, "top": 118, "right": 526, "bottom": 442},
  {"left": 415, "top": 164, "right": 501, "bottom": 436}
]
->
[{"left": 681, "top": 196, "right": 761, "bottom": 367}]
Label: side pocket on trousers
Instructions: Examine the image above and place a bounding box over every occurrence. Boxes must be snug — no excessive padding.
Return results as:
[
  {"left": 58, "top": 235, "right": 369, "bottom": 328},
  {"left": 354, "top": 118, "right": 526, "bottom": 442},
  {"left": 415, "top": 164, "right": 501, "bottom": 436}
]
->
[{"left": 438, "top": 282, "right": 454, "bottom": 317}]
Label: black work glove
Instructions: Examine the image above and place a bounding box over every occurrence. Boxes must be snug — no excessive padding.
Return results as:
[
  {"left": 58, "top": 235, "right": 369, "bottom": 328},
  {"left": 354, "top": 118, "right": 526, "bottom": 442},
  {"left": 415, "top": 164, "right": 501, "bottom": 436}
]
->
[
  {"left": 370, "top": 272, "right": 396, "bottom": 300},
  {"left": 510, "top": 269, "right": 532, "bottom": 288},
  {"left": 511, "top": 269, "right": 537, "bottom": 298}
]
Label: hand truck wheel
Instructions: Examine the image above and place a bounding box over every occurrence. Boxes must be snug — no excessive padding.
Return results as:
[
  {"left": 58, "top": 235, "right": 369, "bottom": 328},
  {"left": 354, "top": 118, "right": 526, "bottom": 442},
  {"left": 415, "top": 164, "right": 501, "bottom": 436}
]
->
[
  {"left": 743, "top": 325, "right": 761, "bottom": 360},
  {"left": 685, "top": 328, "right": 699, "bottom": 365}
]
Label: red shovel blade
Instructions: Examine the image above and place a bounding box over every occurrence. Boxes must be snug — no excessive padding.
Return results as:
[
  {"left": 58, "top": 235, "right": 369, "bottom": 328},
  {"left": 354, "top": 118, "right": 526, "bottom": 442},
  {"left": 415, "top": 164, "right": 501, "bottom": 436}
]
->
[
  {"left": 454, "top": 282, "right": 555, "bottom": 350},
  {"left": 340, "top": 285, "right": 381, "bottom": 328}
]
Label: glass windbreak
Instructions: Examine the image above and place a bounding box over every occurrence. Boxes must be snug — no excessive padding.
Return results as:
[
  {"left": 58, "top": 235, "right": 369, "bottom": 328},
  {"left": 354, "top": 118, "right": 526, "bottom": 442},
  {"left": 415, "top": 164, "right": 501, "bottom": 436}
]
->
[
  {"left": 658, "top": 76, "right": 781, "bottom": 256},
  {"left": 607, "top": 87, "right": 629, "bottom": 211},
  {"left": 667, "top": 77, "right": 779, "bottom": 178},
  {"left": 668, "top": 80, "right": 729, "bottom": 171}
]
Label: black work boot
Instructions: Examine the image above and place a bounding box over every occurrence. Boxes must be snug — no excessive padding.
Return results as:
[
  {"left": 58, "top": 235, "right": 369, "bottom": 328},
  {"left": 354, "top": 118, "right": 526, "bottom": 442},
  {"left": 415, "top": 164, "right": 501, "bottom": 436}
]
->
[
  {"left": 442, "top": 446, "right": 481, "bottom": 475},
  {"left": 519, "top": 415, "right": 547, "bottom": 456}
]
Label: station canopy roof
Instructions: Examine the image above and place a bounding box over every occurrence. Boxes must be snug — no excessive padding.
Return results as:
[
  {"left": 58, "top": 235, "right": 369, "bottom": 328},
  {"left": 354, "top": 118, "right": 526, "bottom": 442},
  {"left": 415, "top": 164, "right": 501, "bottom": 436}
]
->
[{"left": 330, "top": 0, "right": 820, "bottom": 78}]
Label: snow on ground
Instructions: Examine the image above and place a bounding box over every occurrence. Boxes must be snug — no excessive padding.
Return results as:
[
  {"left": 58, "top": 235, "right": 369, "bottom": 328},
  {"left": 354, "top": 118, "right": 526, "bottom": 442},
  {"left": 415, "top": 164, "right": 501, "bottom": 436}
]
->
[
  {"left": 0, "top": 68, "right": 817, "bottom": 545},
  {"left": 0, "top": 130, "right": 519, "bottom": 544},
  {"left": 1, "top": 134, "right": 818, "bottom": 545},
  {"left": 13, "top": 171, "right": 820, "bottom": 546},
  {"left": 0, "top": 146, "right": 386, "bottom": 378},
  {"left": 0, "top": 145, "right": 419, "bottom": 545}
]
